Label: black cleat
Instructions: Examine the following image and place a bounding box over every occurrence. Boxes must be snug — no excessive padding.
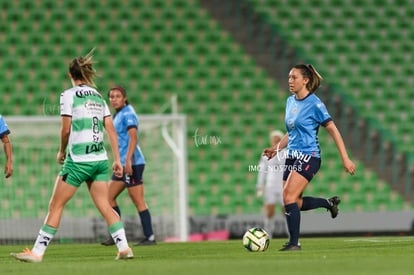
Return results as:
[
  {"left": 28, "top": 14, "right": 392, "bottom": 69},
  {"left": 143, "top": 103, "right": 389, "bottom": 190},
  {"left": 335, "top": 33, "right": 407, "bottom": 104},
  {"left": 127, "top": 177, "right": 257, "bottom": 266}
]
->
[
  {"left": 134, "top": 239, "right": 157, "bottom": 246},
  {"left": 328, "top": 196, "right": 341, "bottom": 219},
  {"left": 101, "top": 237, "right": 115, "bottom": 246},
  {"left": 279, "top": 243, "right": 301, "bottom": 251},
  {"left": 282, "top": 241, "right": 301, "bottom": 248}
]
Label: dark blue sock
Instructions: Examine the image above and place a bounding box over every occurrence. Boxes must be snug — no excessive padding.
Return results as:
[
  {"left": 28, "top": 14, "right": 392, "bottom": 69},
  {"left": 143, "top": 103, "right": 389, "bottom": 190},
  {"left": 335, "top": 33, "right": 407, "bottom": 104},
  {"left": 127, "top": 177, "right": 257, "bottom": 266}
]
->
[
  {"left": 285, "top": 203, "right": 300, "bottom": 246},
  {"left": 112, "top": 206, "right": 121, "bottom": 217},
  {"left": 301, "top": 196, "right": 331, "bottom": 211},
  {"left": 139, "top": 209, "right": 154, "bottom": 239}
]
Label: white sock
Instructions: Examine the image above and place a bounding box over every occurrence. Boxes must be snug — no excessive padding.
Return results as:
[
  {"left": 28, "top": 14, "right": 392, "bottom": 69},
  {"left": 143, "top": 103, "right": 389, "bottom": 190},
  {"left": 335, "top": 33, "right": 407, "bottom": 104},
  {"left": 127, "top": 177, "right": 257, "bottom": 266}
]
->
[
  {"left": 264, "top": 217, "right": 274, "bottom": 237},
  {"left": 32, "top": 225, "right": 57, "bottom": 256},
  {"left": 109, "top": 221, "right": 129, "bottom": 252}
]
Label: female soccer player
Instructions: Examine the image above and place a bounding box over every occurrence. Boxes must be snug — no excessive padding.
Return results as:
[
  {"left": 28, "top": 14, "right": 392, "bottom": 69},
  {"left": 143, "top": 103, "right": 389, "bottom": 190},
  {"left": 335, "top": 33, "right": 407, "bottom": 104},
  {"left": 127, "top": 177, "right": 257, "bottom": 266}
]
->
[
  {"left": 264, "top": 64, "right": 355, "bottom": 251},
  {"left": 11, "top": 49, "right": 133, "bottom": 262},
  {"left": 100, "top": 86, "right": 155, "bottom": 246},
  {"left": 256, "top": 130, "right": 287, "bottom": 237},
  {"left": 0, "top": 115, "right": 13, "bottom": 178}
]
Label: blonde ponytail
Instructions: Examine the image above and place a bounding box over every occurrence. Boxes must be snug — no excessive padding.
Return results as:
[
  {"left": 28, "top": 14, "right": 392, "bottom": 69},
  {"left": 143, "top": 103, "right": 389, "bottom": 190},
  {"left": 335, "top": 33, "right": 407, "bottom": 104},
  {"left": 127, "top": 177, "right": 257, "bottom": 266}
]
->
[{"left": 69, "top": 47, "right": 97, "bottom": 87}]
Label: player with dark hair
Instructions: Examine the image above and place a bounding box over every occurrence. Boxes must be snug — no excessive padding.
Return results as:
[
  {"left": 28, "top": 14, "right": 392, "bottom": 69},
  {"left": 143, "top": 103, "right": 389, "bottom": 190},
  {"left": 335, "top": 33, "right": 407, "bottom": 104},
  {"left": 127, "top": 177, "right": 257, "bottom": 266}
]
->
[
  {"left": 0, "top": 115, "right": 13, "bottom": 178},
  {"left": 11, "top": 49, "right": 133, "bottom": 262},
  {"left": 264, "top": 64, "right": 355, "bottom": 251},
  {"left": 100, "top": 85, "right": 156, "bottom": 246}
]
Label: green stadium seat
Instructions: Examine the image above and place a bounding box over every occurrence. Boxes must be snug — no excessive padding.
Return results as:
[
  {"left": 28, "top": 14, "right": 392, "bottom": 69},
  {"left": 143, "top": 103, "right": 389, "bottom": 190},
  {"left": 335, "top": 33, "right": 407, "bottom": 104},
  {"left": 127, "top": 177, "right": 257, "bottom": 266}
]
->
[{"left": 0, "top": 0, "right": 411, "bottom": 218}]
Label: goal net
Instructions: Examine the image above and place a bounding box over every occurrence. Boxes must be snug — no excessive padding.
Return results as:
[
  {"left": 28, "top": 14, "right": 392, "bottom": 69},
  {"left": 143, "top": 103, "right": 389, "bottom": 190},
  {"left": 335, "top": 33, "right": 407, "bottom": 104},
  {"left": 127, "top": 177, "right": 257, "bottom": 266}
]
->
[{"left": 0, "top": 115, "right": 188, "bottom": 244}]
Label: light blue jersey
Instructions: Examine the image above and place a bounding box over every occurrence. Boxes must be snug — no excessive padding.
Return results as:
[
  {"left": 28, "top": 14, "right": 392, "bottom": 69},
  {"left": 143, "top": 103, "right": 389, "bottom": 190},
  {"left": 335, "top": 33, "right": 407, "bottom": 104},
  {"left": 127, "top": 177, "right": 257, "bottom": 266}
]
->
[
  {"left": 113, "top": 105, "right": 145, "bottom": 166},
  {"left": 0, "top": 115, "right": 10, "bottom": 138},
  {"left": 285, "top": 93, "right": 332, "bottom": 158}
]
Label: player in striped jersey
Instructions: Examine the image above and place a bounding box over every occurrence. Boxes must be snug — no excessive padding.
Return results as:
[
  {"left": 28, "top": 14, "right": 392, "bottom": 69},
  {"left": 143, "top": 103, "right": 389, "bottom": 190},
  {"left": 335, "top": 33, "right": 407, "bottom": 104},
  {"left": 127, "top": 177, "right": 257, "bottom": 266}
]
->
[{"left": 11, "top": 49, "right": 133, "bottom": 262}]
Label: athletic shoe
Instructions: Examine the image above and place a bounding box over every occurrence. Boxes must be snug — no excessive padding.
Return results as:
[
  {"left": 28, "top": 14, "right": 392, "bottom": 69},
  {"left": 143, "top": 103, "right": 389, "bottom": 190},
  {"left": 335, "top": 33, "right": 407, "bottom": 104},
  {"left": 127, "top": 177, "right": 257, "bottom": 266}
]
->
[
  {"left": 115, "top": 248, "right": 134, "bottom": 260},
  {"left": 328, "top": 196, "right": 341, "bottom": 219},
  {"left": 134, "top": 239, "right": 156, "bottom": 246},
  {"left": 10, "top": 248, "right": 43, "bottom": 263},
  {"left": 101, "top": 237, "right": 115, "bottom": 246},
  {"left": 279, "top": 244, "right": 302, "bottom": 251},
  {"left": 282, "top": 241, "right": 301, "bottom": 248}
]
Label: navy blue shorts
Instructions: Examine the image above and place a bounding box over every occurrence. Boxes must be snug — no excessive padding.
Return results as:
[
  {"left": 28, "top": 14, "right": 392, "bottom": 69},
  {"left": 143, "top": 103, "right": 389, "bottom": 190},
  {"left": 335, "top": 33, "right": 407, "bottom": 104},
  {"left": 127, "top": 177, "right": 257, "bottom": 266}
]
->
[
  {"left": 112, "top": 164, "right": 145, "bottom": 187},
  {"left": 282, "top": 155, "right": 321, "bottom": 182}
]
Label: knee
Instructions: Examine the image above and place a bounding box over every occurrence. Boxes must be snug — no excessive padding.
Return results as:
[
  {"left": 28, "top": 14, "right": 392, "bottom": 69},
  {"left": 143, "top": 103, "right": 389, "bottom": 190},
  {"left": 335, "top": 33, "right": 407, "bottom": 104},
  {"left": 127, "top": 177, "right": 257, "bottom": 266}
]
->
[
  {"left": 283, "top": 190, "right": 296, "bottom": 205},
  {"left": 128, "top": 188, "right": 145, "bottom": 204},
  {"left": 48, "top": 198, "right": 63, "bottom": 212},
  {"left": 266, "top": 209, "right": 275, "bottom": 218},
  {"left": 135, "top": 200, "right": 148, "bottom": 211}
]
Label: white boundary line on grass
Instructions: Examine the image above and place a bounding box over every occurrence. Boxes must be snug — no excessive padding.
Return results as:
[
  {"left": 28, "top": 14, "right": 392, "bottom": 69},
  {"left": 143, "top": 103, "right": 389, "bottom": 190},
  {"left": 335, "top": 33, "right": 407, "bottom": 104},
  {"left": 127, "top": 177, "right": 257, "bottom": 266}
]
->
[{"left": 344, "top": 238, "right": 414, "bottom": 243}]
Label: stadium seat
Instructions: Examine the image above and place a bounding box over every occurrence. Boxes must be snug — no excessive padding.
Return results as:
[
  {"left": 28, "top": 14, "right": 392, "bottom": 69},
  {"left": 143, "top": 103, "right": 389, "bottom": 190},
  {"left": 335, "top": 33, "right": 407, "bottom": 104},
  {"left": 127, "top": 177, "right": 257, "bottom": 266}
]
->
[{"left": 0, "top": 0, "right": 412, "bottom": 218}]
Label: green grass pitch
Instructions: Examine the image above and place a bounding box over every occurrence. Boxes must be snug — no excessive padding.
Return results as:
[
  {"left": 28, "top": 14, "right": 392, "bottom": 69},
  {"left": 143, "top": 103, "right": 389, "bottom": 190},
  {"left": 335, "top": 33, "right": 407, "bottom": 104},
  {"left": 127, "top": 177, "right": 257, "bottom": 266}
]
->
[{"left": 1, "top": 236, "right": 413, "bottom": 275}]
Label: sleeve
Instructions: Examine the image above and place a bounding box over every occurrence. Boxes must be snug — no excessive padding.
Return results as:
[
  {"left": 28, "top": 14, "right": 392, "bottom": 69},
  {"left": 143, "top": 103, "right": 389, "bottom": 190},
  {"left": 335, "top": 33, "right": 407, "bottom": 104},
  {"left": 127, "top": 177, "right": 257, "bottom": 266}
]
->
[
  {"left": 314, "top": 101, "right": 332, "bottom": 127},
  {"left": 60, "top": 91, "right": 73, "bottom": 116},
  {"left": 103, "top": 100, "right": 111, "bottom": 117},
  {"left": 125, "top": 111, "right": 138, "bottom": 130},
  {"left": 0, "top": 116, "right": 11, "bottom": 138}
]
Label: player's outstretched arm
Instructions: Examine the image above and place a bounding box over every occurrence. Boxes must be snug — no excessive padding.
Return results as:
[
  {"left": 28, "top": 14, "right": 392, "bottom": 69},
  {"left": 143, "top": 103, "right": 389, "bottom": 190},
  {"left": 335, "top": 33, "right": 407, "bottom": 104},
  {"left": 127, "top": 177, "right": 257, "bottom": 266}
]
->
[
  {"left": 325, "top": 121, "right": 355, "bottom": 175},
  {"left": 263, "top": 133, "right": 288, "bottom": 159}
]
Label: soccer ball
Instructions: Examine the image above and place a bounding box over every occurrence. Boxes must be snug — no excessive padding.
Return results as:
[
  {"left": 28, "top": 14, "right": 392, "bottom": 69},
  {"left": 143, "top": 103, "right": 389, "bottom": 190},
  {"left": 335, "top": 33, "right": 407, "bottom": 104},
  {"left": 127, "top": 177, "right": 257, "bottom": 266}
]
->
[{"left": 242, "top": 227, "right": 270, "bottom": 252}]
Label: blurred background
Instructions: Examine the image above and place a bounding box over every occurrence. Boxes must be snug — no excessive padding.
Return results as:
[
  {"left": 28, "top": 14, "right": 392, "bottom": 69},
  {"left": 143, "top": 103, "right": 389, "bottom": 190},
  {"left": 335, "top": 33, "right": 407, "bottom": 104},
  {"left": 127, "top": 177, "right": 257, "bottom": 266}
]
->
[{"left": 1, "top": 0, "right": 414, "bottom": 242}]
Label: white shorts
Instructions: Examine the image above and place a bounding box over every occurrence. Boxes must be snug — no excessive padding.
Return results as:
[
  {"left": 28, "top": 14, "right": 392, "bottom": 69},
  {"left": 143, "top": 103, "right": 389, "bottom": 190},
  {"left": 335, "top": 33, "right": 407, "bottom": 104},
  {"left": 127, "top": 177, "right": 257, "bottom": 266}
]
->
[{"left": 263, "top": 183, "right": 283, "bottom": 205}]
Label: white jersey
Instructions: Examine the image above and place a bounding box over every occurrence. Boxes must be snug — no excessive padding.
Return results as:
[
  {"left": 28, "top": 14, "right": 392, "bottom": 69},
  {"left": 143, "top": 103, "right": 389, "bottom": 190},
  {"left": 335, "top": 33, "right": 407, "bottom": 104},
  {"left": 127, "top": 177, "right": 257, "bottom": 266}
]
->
[
  {"left": 257, "top": 149, "right": 286, "bottom": 205},
  {"left": 60, "top": 85, "right": 111, "bottom": 162}
]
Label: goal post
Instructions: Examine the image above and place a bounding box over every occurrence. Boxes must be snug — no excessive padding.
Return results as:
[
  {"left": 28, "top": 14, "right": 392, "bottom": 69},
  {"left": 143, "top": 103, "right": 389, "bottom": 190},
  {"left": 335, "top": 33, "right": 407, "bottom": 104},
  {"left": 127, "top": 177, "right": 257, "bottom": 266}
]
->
[{"left": 0, "top": 115, "right": 189, "bottom": 243}]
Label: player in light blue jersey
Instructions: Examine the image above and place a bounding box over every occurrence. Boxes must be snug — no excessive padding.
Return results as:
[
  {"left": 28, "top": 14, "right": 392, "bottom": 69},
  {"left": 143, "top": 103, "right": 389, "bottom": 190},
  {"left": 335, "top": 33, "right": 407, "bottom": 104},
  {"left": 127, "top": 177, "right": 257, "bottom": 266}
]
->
[
  {"left": 264, "top": 64, "right": 355, "bottom": 251},
  {"left": 101, "top": 86, "right": 155, "bottom": 246},
  {"left": 0, "top": 115, "right": 13, "bottom": 178}
]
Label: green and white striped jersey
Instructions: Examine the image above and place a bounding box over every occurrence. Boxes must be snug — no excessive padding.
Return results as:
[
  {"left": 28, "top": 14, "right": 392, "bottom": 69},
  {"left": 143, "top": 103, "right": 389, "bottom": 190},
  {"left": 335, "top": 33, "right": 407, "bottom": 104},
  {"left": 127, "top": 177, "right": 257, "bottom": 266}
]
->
[{"left": 60, "top": 84, "right": 111, "bottom": 162}]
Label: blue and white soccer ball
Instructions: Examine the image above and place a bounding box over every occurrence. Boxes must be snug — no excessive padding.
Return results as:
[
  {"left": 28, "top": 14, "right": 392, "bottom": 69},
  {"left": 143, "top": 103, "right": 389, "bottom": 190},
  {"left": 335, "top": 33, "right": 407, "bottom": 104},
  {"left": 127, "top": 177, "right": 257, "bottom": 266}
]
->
[{"left": 242, "top": 227, "right": 270, "bottom": 252}]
